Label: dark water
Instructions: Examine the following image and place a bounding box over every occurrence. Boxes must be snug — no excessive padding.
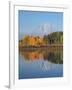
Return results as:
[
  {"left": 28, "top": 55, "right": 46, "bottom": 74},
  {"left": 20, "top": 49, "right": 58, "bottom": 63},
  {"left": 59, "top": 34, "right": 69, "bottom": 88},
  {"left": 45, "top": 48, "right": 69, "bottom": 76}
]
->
[{"left": 19, "top": 47, "right": 63, "bottom": 79}]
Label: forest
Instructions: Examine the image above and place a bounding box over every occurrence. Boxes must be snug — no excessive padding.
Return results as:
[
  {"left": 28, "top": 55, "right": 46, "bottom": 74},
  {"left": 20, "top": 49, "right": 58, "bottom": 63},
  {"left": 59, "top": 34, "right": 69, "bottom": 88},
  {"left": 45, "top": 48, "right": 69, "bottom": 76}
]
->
[{"left": 19, "top": 31, "right": 63, "bottom": 47}]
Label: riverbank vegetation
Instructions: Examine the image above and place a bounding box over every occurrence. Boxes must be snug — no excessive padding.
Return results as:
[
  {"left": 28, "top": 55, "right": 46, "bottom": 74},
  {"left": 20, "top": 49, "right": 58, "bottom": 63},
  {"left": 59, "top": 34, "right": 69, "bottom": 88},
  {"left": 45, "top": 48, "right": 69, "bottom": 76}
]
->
[{"left": 19, "top": 31, "right": 63, "bottom": 47}]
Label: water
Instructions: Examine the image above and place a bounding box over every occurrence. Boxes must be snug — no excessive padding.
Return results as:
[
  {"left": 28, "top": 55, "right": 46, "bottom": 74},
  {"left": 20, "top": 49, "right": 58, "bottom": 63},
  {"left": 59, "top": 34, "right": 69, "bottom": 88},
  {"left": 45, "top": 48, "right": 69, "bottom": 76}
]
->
[{"left": 19, "top": 47, "right": 63, "bottom": 79}]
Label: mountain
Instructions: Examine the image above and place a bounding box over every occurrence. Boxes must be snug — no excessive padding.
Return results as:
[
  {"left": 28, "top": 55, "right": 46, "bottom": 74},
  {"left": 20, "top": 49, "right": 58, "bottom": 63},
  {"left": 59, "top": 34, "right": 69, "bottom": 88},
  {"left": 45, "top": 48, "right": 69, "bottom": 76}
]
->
[
  {"left": 31, "top": 23, "right": 58, "bottom": 36},
  {"left": 19, "top": 23, "right": 62, "bottom": 40}
]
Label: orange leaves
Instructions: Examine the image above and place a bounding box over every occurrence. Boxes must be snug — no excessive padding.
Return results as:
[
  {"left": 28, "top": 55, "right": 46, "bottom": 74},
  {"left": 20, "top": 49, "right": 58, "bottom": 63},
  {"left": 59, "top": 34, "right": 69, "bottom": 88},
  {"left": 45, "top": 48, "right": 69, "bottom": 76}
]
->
[
  {"left": 29, "top": 36, "right": 37, "bottom": 46},
  {"left": 22, "top": 35, "right": 44, "bottom": 46}
]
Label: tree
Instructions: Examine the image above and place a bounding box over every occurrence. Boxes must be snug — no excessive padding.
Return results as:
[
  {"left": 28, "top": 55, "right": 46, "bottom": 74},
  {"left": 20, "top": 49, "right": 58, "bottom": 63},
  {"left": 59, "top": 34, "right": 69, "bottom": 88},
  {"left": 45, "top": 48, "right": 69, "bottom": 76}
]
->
[
  {"left": 43, "top": 35, "right": 49, "bottom": 45},
  {"left": 23, "top": 35, "right": 30, "bottom": 46}
]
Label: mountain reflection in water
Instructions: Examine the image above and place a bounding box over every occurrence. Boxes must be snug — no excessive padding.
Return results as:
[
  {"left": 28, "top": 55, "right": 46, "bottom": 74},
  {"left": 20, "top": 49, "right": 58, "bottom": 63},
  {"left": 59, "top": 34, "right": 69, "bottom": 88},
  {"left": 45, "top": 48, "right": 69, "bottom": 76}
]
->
[{"left": 19, "top": 47, "right": 63, "bottom": 79}]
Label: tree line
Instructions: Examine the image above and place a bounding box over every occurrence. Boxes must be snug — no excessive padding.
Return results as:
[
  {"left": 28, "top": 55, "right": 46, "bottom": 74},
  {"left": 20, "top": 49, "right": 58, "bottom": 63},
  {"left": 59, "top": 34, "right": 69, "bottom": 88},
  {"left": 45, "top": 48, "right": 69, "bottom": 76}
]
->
[{"left": 19, "top": 31, "right": 63, "bottom": 47}]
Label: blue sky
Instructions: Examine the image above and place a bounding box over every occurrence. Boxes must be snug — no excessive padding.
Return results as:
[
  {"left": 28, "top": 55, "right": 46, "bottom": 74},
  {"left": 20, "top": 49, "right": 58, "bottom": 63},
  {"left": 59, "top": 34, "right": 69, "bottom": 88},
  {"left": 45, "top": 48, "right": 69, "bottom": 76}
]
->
[{"left": 19, "top": 10, "right": 63, "bottom": 39}]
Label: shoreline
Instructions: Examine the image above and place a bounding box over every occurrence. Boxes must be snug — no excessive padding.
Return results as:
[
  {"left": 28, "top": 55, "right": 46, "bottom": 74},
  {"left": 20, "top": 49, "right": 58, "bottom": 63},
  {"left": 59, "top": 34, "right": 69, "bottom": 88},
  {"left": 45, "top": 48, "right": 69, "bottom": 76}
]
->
[{"left": 19, "top": 44, "right": 63, "bottom": 48}]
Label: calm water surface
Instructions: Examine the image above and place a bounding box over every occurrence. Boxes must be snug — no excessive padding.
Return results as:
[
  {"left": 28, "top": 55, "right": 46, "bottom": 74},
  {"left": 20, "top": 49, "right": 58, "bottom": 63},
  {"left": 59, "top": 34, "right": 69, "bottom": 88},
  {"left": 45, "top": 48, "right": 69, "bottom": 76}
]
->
[{"left": 19, "top": 47, "right": 63, "bottom": 79}]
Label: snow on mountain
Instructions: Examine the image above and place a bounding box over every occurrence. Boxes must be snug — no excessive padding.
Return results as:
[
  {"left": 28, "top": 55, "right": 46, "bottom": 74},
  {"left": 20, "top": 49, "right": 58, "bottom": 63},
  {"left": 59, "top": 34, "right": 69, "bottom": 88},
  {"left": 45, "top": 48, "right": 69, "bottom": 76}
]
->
[
  {"left": 31, "top": 23, "right": 57, "bottom": 36},
  {"left": 19, "top": 23, "right": 58, "bottom": 40}
]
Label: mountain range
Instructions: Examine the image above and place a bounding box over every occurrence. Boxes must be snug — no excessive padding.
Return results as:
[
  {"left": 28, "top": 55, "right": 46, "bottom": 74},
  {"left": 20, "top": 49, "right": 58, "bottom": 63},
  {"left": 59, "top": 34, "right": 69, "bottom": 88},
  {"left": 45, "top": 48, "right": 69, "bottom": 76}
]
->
[{"left": 19, "top": 23, "right": 62, "bottom": 40}]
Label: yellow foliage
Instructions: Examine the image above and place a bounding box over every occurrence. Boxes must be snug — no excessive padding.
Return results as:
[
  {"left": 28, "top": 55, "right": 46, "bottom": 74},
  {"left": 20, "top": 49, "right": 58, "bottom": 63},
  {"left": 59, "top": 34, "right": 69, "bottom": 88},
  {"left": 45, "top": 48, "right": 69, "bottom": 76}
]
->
[{"left": 20, "top": 35, "right": 44, "bottom": 46}]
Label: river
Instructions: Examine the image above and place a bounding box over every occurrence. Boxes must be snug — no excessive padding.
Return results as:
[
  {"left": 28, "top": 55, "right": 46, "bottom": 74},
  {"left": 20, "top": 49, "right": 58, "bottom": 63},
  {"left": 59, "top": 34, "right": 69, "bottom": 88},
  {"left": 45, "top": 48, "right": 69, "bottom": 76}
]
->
[{"left": 19, "top": 47, "right": 63, "bottom": 79}]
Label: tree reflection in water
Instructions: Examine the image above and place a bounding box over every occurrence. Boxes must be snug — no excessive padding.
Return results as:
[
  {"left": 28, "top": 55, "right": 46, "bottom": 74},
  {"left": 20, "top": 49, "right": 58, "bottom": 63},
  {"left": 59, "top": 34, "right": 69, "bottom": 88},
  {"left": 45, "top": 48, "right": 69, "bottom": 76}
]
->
[{"left": 19, "top": 47, "right": 63, "bottom": 71}]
